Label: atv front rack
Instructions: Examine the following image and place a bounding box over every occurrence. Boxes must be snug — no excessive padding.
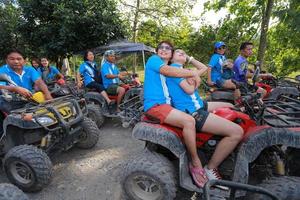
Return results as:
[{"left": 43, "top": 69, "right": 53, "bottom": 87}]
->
[
  {"left": 263, "top": 95, "right": 300, "bottom": 127},
  {"left": 119, "top": 94, "right": 143, "bottom": 126}
]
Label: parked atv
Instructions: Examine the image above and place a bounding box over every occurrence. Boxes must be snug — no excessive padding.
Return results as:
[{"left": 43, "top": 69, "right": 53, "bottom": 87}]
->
[
  {"left": 0, "top": 74, "right": 99, "bottom": 192},
  {"left": 84, "top": 74, "right": 143, "bottom": 128},
  {"left": 122, "top": 93, "right": 300, "bottom": 200},
  {"left": 0, "top": 183, "right": 29, "bottom": 200}
]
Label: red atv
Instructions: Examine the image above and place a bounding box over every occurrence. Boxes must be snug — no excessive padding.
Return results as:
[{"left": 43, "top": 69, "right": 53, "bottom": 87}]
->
[{"left": 122, "top": 94, "right": 300, "bottom": 200}]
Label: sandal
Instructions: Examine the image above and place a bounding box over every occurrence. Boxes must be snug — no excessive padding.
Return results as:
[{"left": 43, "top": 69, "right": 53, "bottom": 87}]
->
[{"left": 189, "top": 163, "right": 208, "bottom": 188}]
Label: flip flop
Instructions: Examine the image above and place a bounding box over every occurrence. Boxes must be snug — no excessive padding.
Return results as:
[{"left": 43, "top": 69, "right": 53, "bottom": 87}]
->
[{"left": 189, "top": 163, "right": 208, "bottom": 188}]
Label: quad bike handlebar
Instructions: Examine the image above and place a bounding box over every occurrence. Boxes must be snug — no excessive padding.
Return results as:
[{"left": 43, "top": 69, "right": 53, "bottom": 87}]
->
[{"left": 203, "top": 180, "right": 279, "bottom": 200}]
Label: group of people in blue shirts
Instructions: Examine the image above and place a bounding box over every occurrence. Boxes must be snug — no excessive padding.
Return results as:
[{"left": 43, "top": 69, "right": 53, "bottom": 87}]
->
[{"left": 143, "top": 40, "right": 271, "bottom": 189}]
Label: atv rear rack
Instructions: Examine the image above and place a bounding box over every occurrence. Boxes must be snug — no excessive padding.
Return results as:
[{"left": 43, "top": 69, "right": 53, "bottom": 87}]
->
[{"left": 263, "top": 95, "right": 300, "bottom": 127}]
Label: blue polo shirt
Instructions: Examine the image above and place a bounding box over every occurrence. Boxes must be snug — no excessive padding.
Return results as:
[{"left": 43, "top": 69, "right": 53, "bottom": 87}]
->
[
  {"left": 208, "top": 53, "right": 226, "bottom": 82},
  {"left": 79, "top": 61, "right": 99, "bottom": 86},
  {"left": 233, "top": 55, "right": 248, "bottom": 83},
  {"left": 143, "top": 55, "right": 171, "bottom": 111},
  {"left": 101, "top": 60, "right": 120, "bottom": 89},
  {"left": 0, "top": 65, "right": 41, "bottom": 92},
  {"left": 37, "top": 66, "right": 60, "bottom": 82},
  {"left": 166, "top": 63, "right": 204, "bottom": 114}
]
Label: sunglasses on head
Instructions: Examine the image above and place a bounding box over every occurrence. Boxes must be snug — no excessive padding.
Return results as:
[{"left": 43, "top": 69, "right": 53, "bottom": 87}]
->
[{"left": 158, "top": 45, "right": 173, "bottom": 51}]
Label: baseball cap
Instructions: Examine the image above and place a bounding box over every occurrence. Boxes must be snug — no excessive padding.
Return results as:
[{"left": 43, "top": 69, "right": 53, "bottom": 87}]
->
[
  {"left": 104, "top": 50, "right": 116, "bottom": 56},
  {"left": 214, "top": 41, "right": 226, "bottom": 49}
]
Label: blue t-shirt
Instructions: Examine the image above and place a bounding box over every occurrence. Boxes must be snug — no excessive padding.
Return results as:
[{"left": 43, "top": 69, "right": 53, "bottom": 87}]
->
[
  {"left": 143, "top": 55, "right": 171, "bottom": 111},
  {"left": 37, "top": 66, "right": 60, "bottom": 82},
  {"left": 208, "top": 53, "right": 226, "bottom": 82},
  {"left": 101, "top": 61, "right": 120, "bottom": 89},
  {"left": 0, "top": 65, "right": 41, "bottom": 92},
  {"left": 167, "top": 63, "right": 204, "bottom": 114},
  {"left": 79, "top": 61, "right": 99, "bottom": 86},
  {"left": 233, "top": 55, "right": 248, "bottom": 83}
]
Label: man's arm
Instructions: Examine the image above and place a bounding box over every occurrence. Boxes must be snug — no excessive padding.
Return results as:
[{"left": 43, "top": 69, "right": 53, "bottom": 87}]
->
[
  {"left": 34, "top": 79, "right": 53, "bottom": 100},
  {"left": 0, "top": 85, "right": 32, "bottom": 98}
]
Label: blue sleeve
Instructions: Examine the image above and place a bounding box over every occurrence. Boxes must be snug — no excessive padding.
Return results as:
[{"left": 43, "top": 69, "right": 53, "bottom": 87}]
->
[
  {"left": 234, "top": 60, "right": 245, "bottom": 76},
  {"left": 101, "top": 63, "right": 110, "bottom": 76},
  {"left": 208, "top": 55, "right": 218, "bottom": 69},
  {"left": 172, "top": 77, "right": 184, "bottom": 85},
  {"left": 51, "top": 66, "right": 60, "bottom": 75},
  {"left": 29, "top": 67, "right": 41, "bottom": 82},
  {"left": 146, "top": 55, "right": 165, "bottom": 73},
  {"left": 79, "top": 63, "right": 85, "bottom": 74}
]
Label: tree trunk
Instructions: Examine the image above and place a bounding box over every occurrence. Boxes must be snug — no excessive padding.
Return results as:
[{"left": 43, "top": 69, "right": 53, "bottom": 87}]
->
[
  {"left": 257, "top": 0, "right": 274, "bottom": 69},
  {"left": 132, "top": 0, "right": 140, "bottom": 43}
]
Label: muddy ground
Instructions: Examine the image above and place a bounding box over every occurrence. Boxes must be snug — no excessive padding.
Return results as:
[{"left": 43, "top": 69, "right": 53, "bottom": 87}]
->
[{"left": 0, "top": 119, "right": 199, "bottom": 200}]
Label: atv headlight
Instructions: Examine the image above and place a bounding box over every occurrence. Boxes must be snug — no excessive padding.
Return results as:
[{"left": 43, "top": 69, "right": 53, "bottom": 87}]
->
[{"left": 36, "top": 116, "right": 55, "bottom": 125}]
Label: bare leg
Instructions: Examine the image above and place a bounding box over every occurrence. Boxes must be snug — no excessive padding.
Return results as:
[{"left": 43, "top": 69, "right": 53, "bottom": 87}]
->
[
  {"left": 100, "top": 91, "right": 112, "bottom": 104},
  {"left": 222, "top": 80, "right": 236, "bottom": 89},
  {"left": 207, "top": 102, "right": 234, "bottom": 112},
  {"left": 164, "top": 109, "right": 202, "bottom": 168},
  {"left": 116, "top": 87, "right": 126, "bottom": 111},
  {"left": 201, "top": 113, "right": 243, "bottom": 169}
]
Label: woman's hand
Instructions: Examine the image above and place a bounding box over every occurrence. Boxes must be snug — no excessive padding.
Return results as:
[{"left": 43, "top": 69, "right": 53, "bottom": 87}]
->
[{"left": 207, "top": 81, "right": 215, "bottom": 86}]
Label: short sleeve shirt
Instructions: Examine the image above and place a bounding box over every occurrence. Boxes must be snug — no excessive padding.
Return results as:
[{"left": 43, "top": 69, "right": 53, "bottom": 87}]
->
[
  {"left": 208, "top": 53, "right": 226, "bottom": 82},
  {"left": 101, "top": 61, "right": 120, "bottom": 89},
  {"left": 79, "top": 61, "right": 99, "bottom": 86},
  {"left": 143, "top": 55, "right": 171, "bottom": 111},
  {"left": 37, "top": 66, "right": 60, "bottom": 82},
  {"left": 0, "top": 65, "right": 41, "bottom": 92},
  {"left": 166, "top": 63, "right": 204, "bottom": 113},
  {"left": 233, "top": 55, "right": 248, "bottom": 83}
]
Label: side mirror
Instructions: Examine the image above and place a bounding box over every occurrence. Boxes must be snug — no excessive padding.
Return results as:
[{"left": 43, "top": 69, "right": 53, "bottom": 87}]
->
[
  {"left": 0, "top": 74, "right": 17, "bottom": 86},
  {"left": 295, "top": 75, "right": 300, "bottom": 82},
  {"left": 120, "top": 66, "right": 127, "bottom": 72},
  {"left": 252, "top": 66, "right": 260, "bottom": 85}
]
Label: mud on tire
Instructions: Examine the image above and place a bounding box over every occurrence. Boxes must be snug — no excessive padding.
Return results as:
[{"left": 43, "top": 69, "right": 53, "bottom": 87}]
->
[
  {"left": 246, "top": 176, "right": 300, "bottom": 200},
  {"left": 122, "top": 151, "right": 177, "bottom": 200},
  {"left": 76, "top": 117, "right": 99, "bottom": 149},
  {"left": 3, "top": 145, "right": 53, "bottom": 192},
  {"left": 87, "top": 103, "right": 105, "bottom": 128},
  {"left": 0, "top": 183, "right": 29, "bottom": 200}
]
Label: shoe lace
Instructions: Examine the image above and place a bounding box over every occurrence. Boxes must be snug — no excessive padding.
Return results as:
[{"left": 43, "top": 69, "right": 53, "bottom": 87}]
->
[{"left": 212, "top": 168, "right": 222, "bottom": 179}]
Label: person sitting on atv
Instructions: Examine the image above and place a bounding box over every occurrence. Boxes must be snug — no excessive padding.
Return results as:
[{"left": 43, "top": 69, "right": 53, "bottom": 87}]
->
[
  {"left": 30, "top": 57, "right": 40, "bottom": 71},
  {"left": 101, "top": 50, "right": 127, "bottom": 111},
  {"left": 37, "top": 57, "right": 64, "bottom": 84},
  {"left": 0, "top": 49, "right": 52, "bottom": 113},
  {"left": 233, "top": 42, "right": 272, "bottom": 98},
  {"left": 207, "top": 42, "right": 240, "bottom": 99},
  {"left": 144, "top": 41, "right": 208, "bottom": 188},
  {"left": 167, "top": 49, "right": 244, "bottom": 189},
  {"left": 77, "top": 50, "right": 113, "bottom": 105}
]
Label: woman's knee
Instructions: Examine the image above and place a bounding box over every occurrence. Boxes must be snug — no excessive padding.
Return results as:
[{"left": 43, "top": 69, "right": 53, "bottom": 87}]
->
[
  {"left": 229, "top": 125, "right": 244, "bottom": 141},
  {"left": 181, "top": 114, "right": 196, "bottom": 128}
]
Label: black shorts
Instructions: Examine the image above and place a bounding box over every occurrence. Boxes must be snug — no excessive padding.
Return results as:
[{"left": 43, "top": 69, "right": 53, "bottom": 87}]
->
[
  {"left": 192, "top": 101, "right": 209, "bottom": 132},
  {"left": 86, "top": 81, "right": 105, "bottom": 93}
]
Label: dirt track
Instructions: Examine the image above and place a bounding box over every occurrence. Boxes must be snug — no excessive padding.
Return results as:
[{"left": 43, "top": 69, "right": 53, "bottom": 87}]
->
[{"left": 0, "top": 118, "right": 198, "bottom": 200}]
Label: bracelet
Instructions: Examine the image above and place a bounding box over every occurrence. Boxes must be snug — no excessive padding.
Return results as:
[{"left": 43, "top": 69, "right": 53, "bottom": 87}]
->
[{"left": 188, "top": 56, "right": 194, "bottom": 64}]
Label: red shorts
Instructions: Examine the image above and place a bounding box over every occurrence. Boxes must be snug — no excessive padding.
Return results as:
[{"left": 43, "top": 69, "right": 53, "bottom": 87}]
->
[{"left": 145, "top": 104, "right": 173, "bottom": 124}]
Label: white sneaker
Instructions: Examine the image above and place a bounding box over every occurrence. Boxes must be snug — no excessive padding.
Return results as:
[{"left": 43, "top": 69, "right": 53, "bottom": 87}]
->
[{"left": 204, "top": 166, "right": 229, "bottom": 190}]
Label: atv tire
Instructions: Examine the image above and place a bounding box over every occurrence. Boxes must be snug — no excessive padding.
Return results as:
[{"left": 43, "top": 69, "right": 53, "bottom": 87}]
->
[
  {"left": 3, "top": 145, "right": 53, "bottom": 192},
  {"left": 76, "top": 117, "right": 99, "bottom": 149},
  {"left": 0, "top": 183, "right": 29, "bottom": 200},
  {"left": 87, "top": 103, "right": 105, "bottom": 128},
  {"left": 245, "top": 176, "right": 300, "bottom": 200},
  {"left": 122, "top": 151, "right": 177, "bottom": 200}
]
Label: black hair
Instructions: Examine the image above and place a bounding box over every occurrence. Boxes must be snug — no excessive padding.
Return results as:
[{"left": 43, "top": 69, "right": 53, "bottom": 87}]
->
[
  {"left": 83, "top": 50, "right": 94, "bottom": 61},
  {"left": 156, "top": 41, "right": 174, "bottom": 54},
  {"left": 240, "top": 42, "right": 253, "bottom": 50},
  {"left": 5, "top": 48, "right": 25, "bottom": 59}
]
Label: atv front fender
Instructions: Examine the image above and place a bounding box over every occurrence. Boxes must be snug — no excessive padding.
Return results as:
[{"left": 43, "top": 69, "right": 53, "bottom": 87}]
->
[
  {"left": 84, "top": 92, "right": 106, "bottom": 108},
  {"left": 267, "top": 87, "right": 299, "bottom": 100},
  {"left": 233, "top": 127, "right": 300, "bottom": 184}
]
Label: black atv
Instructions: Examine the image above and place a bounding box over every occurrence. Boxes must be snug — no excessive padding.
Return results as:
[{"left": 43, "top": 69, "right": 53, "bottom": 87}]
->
[{"left": 0, "top": 74, "right": 100, "bottom": 192}]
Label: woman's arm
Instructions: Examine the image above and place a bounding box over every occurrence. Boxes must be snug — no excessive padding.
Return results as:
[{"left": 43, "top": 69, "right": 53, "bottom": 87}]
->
[
  {"left": 207, "top": 67, "right": 214, "bottom": 86},
  {"left": 189, "top": 58, "right": 208, "bottom": 76},
  {"left": 179, "top": 79, "right": 196, "bottom": 95}
]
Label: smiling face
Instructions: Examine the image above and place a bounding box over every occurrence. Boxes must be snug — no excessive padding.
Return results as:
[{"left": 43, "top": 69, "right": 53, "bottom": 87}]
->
[
  {"left": 86, "top": 51, "right": 95, "bottom": 62},
  {"left": 31, "top": 60, "right": 39, "bottom": 68},
  {"left": 172, "top": 49, "right": 187, "bottom": 64},
  {"left": 216, "top": 45, "right": 226, "bottom": 55},
  {"left": 40, "top": 58, "right": 49, "bottom": 67},
  {"left": 6, "top": 52, "right": 25, "bottom": 71},
  {"left": 157, "top": 42, "right": 173, "bottom": 62}
]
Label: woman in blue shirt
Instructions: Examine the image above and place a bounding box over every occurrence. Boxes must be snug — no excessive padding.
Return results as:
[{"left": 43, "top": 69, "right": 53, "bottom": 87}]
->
[
  {"left": 38, "top": 57, "right": 64, "bottom": 84},
  {"left": 207, "top": 42, "right": 240, "bottom": 98},
  {"left": 77, "top": 51, "right": 112, "bottom": 104},
  {"left": 167, "top": 49, "right": 243, "bottom": 189}
]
